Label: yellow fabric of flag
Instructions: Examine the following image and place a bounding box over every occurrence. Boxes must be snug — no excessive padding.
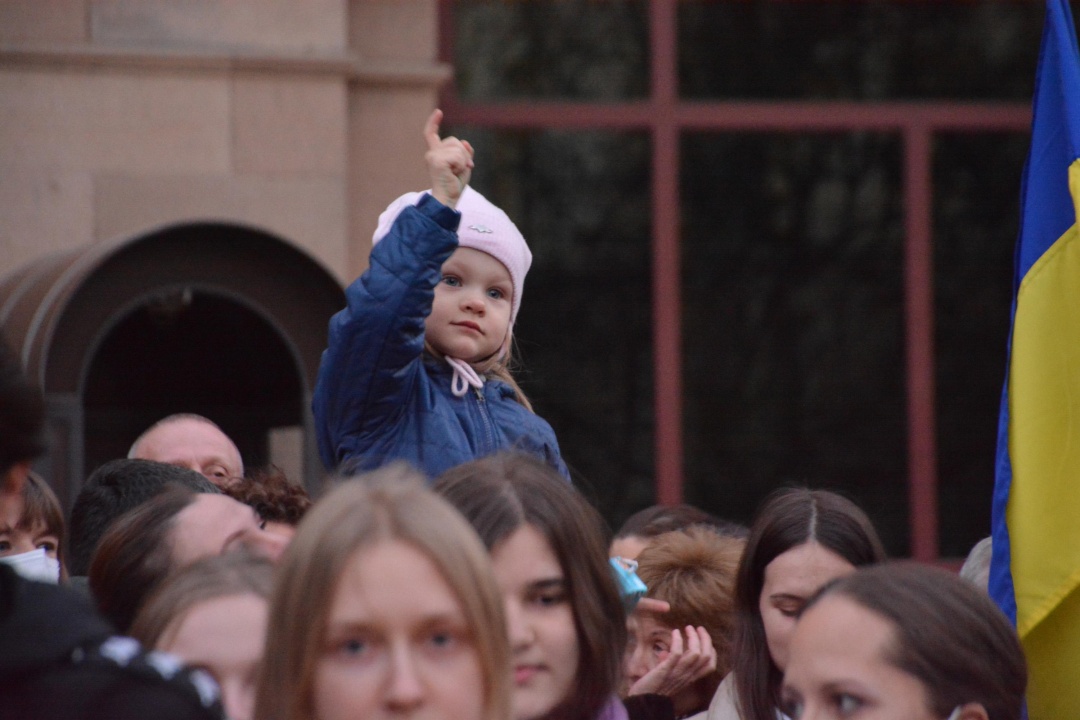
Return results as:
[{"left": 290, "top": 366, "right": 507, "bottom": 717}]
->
[{"left": 1007, "top": 162, "right": 1080, "bottom": 718}]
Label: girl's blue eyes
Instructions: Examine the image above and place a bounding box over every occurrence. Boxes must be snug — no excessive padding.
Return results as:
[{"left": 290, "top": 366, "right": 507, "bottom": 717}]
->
[
  {"left": 428, "top": 631, "right": 460, "bottom": 651},
  {"left": 340, "top": 638, "right": 367, "bottom": 656},
  {"left": 335, "top": 631, "right": 461, "bottom": 657},
  {"left": 440, "top": 276, "right": 507, "bottom": 300},
  {"left": 836, "top": 694, "right": 862, "bottom": 715}
]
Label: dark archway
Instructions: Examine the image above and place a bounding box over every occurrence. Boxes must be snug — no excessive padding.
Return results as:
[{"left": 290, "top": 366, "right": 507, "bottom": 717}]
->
[
  {"left": 82, "top": 293, "right": 303, "bottom": 477},
  {"left": 0, "top": 222, "right": 345, "bottom": 509}
]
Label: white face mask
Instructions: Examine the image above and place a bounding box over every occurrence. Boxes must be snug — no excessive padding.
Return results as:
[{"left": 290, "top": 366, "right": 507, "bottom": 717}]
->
[
  {"left": 945, "top": 707, "right": 962, "bottom": 720},
  {"left": 0, "top": 547, "right": 61, "bottom": 584}
]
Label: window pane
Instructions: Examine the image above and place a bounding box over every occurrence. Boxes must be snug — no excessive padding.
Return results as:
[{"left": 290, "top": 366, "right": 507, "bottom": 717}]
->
[
  {"left": 453, "top": 0, "right": 649, "bottom": 101},
  {"left": 681, "top": 132, "right": 908, "bottom": 554},
  {"left": 679, "top": 1, "right": 1042, "bottom": 100},
  {"left": 450, "top": 126, "right": 654, "bottom": 519},
  {"left": 933, "top": 132, "right": 1027, "bottom": 558}
]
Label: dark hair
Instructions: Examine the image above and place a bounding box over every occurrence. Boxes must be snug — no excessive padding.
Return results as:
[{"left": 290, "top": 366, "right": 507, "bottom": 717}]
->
[
  {"left": 20, "top": 472, "right": 68, "bottom": 579},
  {"left": 88, "top": 486, "right": 198, "bottom": 633},
  {"left": 0, "top": 336, "right": 46, "bottom": 477},
  {"left": 803, "top": 562, "right": 1026, "bottom": 720},
  {"left": 435, "top": 453, "right": 625, "bottom": 720},
  {"left": 616, "top": 503, "right": 748, "bottom": 541},
  {"left": 732, "top": 488, "right": 887, "bottom": 720},
  {"left": 222, "top": 466, "right": 311, "bottom": 526},
  {"left": 69, "top": 459, "right": 218, "bottom": 576}
]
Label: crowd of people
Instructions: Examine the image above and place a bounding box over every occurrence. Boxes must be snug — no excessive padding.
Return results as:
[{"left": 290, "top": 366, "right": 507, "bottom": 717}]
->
[{"left": 0, "top": 110, "right": 1027, "bottom": 720}]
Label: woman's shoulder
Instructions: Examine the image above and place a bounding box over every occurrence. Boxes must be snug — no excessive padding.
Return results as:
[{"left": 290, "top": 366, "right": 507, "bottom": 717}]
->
[
  {"left": 595, "top": 695, "right": 632, "bottom": 720},
  {"left": 706, "top": 673, "right": 742, "bottom": 720}
]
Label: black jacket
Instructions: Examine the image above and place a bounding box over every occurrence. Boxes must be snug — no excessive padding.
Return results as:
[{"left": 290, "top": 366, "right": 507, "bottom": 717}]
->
[{"left": 0, "top": 565, "right": 224, "bottom": 720}]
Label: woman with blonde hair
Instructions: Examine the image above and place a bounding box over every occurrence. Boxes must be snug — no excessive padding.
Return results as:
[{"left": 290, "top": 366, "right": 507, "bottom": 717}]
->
[{"left": 254, "top": 464, "right": 510, "bottom": 720}]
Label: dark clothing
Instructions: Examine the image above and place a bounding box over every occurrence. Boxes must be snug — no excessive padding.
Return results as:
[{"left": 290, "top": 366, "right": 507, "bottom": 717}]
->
[
  {"left": 625, "top": 694, "right": 677, "bottom": 720},
  {"left": 0, "top": 565, "right": 224, "bottom": 720},
  {"left": 313, "top": 193, "right": 569, "bottom": 480}
]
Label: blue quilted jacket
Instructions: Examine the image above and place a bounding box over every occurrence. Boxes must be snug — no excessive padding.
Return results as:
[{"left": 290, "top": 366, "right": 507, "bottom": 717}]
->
[{"left": 313, "top": 193, "right": 569, "bottom": 480}]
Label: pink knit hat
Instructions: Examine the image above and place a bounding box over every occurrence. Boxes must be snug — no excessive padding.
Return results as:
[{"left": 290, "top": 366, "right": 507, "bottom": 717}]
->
[{"left": 373, "top": 186, "right": 533, "bottom": 331}]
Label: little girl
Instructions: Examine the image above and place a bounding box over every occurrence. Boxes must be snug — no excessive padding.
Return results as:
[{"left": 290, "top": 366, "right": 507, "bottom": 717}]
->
[{"left": 313, "top": 110, "right": 569, "bottom": 480}]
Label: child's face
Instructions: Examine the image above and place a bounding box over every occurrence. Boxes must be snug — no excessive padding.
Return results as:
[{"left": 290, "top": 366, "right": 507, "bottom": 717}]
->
[
  {"left": 0, "top": 494, "right": 59, "bottom": 559},
  {"left": 426, "top": 248, "right": 513, "bottom": 364}
]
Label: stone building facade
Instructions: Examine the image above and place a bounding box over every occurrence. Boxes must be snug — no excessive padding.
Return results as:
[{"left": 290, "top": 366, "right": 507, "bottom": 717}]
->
[{"left": 0, "top": 1, "right": 444, "bottom": 503}]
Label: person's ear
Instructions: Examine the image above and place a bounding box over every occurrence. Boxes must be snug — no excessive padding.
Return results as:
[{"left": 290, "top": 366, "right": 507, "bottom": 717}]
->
[
  {"left": 952, "top": 703, "right": 989, "bottom": 720},
  {"left": 1, "top": 460, "right": 31, "bottom": 495}
]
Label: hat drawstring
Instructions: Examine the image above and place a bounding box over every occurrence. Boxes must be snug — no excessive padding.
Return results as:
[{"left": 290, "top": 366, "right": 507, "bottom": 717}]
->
[{"left": 446, "top": 356, "right": 485, "bottom": 397}]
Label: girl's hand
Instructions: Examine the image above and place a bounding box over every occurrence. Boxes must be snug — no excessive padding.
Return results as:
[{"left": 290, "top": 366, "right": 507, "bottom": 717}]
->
[
  {"left": 424, "top": 109, "right": 474, "bottom": 209},
  {"left": 628, "top": 625, "right": 717, "bottom": 697}
]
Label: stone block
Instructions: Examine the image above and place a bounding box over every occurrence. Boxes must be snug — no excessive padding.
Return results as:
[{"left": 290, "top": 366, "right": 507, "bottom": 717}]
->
[
  {"left": 0, "top": 168, "right": 93, "bottom": 273},
  {"left": 0, "top": 0, "right": 89, "bottom": 43},
  {"left": 94, "top": 173, "right": 348, "bottom": 283},
  {"left": 91, "top": 0, "right": 347, "bottom": 53},
  {"left": 232, "top": 74, "right": 347, "bottom": 177},
  {"left": 349, "top": 0, "right": 436, "bottom": 62},
  {"left": 0, "top": 68, "right": 230, "bottom": 174}
]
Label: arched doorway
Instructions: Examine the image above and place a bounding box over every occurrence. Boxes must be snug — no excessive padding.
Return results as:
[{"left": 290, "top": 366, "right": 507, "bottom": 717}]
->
[
  {"left": 82, "top": 292, "right": 303, "bottom": 477},
  {"left": 0, "top": 222, "right": 345, "bottom": 509}
]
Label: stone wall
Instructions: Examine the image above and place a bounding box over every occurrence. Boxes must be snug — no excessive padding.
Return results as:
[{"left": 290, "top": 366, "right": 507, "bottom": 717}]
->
[{"left": 0, "top": 0, "right": 448, "bottom": 283}]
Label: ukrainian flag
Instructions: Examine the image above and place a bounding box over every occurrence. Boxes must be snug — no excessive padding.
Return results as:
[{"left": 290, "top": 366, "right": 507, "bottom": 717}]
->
[{"left": 991, "top": 1, "right": 1080, "bottom": 716}]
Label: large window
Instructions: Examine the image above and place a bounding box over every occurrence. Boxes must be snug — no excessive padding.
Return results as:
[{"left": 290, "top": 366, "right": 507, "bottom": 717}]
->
[{"left": 441, "top": 0, "right": 1035, "bottom": 558}]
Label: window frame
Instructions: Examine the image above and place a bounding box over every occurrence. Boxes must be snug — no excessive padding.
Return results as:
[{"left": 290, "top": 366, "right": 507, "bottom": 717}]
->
[{"left": 438, "top": 0, "right": 1030, "bottom": 560}]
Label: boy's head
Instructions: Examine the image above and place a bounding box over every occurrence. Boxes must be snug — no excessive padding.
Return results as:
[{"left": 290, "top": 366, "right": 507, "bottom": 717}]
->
[{"left": 375, "top": 186, "right": 532, "bottom": 362}]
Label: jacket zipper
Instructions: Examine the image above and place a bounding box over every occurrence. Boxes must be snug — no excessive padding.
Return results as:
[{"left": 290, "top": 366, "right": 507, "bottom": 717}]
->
[{"left": 474, "top": 386, "right": 497, "bottom": 453}]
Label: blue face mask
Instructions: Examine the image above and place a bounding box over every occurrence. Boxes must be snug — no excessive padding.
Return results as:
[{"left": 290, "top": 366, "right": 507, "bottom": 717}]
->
[
  {"left": 610, "top": 556, "right": 647, "bottom": 612},
  {"left": 0, "top": 547, "right": 60, "bottom": 584}
]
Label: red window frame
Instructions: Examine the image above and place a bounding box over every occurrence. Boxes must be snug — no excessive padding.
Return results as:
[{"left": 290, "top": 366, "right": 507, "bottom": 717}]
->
[{"left": 438, "top": 0, "right": 1030, "bottom": 560}]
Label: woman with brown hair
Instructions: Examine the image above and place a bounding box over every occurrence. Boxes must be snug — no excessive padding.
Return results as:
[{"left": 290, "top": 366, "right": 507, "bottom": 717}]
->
[
  {"left": 254, "top": 464, "right": 510, "bottom": 720},
  {"left": 709, "top": 488, "right": 886, "bottom": 720},
  {"left": 0, "top": 472, "right": 67, "bottom": 583},
  {"left": 130, "top": 552, "right": 274, "bottom": 720},
  {"left": 782, "top": 561, "right": 1026, "bottom": 720},
  {"left": 435, "top": 452, "right": 627, "bottom": 720}
]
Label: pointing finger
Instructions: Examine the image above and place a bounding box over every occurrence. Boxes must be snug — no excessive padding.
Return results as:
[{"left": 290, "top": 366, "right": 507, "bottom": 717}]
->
[{"left": 424, "top": 108, "right": 444, "bottom": 150}]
